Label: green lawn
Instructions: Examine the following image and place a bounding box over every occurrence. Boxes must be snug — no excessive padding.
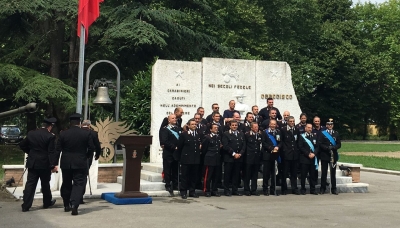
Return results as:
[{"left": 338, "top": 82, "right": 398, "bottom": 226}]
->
[
  {"left": 0, "top": 145, "right": 25, "bottom": 181},
  {"left": 340, "top": 143, "right": 400, "bottom": 152},
  {"left": 339, "top": 154, "right": 400, "bottom": 171}
]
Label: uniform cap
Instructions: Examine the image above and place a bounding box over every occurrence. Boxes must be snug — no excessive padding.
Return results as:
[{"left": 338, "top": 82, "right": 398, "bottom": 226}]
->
[
  {"left": 69, "top": 113, "right": 82, "bottom": 121},
  {"left": 43, "top": 117, "right": 57, "bottom": 124},
  {"left": 326, "top": 118, "right": 334, "bottom": 124}
]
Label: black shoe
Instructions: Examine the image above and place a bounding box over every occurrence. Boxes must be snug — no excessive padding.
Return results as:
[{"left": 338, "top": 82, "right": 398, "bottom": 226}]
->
[
  {"left": 64, "top": 206, "right": 71, "bottom": 212},
  {"left": 232, "top": 192, "right": 242, "bottom": 196},
  {"left": 205, "top": 192, "right": 211, "bottom": 197},
  {"left": 71, "top": 206, "right": 78, "bottom": 216},
  {"left": 244, "top": 191, "right": 251, "bottom": 196},
  {"left": 21, "top": 205, "right": 29, "bottom": 212},
  {"left": 80, "top": 199, "right": 85, "bottom": 204},
  {"left": 181, "top": 194, "right": 187, "bottom": 199},
  {"left": 189, "top": 193, "right": 199, "bottom": 198},
  {"left": 211, "top": 192, "right": 221, "bottom": 197},
  {"left": 281, "top": 190, "right": 287, "bottom": 195},
  {"left": 292, "top": 190, "right": 300, "bottom": 195},
  {"left": 166, "top": 187, "right": 174, "bottom": 196},
  {"left": 310, "top": 191, "right": 318, "bottom": 195},
  {"left": 251, "top": 191, "right": 260, "bottom": 196},
  {"left": 300, "top": 189, "right": 306, "bottom": 195},
  {"left": 332, "top": 189, "right": 338, "bottom": 195},
  {"left": 263, "top": 191, "right": 269, "bottom": 196},
  {"left": 43, "top": 199, "right": 56, "bottom": 209},
  {"left": 319, "top": 189, "right": 326, "bottom": 195},
  {"left": 224, "top": 191, "right": 232, "bottom": 197}
]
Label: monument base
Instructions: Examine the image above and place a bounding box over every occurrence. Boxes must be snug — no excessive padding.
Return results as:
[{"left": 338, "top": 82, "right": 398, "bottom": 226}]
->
[
  {"left": 114, "top": 191, "right": 149, "bottom": 198},
  {"left": 101, "top": 193, "right": 152, "bottom": 205}
]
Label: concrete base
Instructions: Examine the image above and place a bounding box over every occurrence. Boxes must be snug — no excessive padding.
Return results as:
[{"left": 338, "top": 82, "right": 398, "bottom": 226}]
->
[{"left": 101, "top": 193, "right": 152, "bottom": 205}]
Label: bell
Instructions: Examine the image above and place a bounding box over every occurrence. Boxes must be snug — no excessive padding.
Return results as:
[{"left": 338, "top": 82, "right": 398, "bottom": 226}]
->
[{"left": 93, "top": 86, "right": 112, "bottom": 104}]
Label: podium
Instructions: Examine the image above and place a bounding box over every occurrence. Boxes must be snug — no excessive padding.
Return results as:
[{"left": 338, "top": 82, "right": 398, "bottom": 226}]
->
[{"left": 113, "top": 135, "right": 152, "bottom": 198}]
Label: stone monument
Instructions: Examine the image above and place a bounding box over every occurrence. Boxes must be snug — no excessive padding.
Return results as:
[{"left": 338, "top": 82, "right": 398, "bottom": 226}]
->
[{"left": 150, "top": 58, "right": 302, "bottom": 163}]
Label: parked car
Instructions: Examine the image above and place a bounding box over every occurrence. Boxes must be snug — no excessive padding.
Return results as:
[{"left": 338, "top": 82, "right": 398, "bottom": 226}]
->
[{"left": 0, "top": 125, "right": 24, "bottom": 145}]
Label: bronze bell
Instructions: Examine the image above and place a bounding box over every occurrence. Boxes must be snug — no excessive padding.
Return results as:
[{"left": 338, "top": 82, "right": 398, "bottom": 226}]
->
[{"left": 93, "top": 86, "right": 112, "bottom": 104}]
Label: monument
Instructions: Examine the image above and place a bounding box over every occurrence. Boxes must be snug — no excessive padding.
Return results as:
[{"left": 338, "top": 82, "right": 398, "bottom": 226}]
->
[{"left": 150, "top": 58, "right": 302, "bottom": 163}]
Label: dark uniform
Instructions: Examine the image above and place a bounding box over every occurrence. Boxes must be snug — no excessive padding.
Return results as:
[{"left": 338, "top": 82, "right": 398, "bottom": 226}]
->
[
  {"left": 312, "top": 126, "right": 326, "bottom": 181},
  {"left": 56, "top": 114, "right": 94, "bottom": 213},
  {"left": 159, "top": 116, "right": 182, "bottom": 146},
  {"left": 244, "top": 131, "right": 262, "bottom": 195},
  {"left": 259, "top": 106, "right": 282, "bottom": 121},
  {"left": 194, "top": 122, "right": 207, "bottom": 189},
  {"left": 200, "top": 118, "right": 208, "bottom": 125},
  {"left": 81, "top": 127, "right": 101, "bottom": 199},
  {"left": 318, "top": 129, "right": 341, "bottom": 194},
  {"left": 253, "top": 114, "right": 263, "bottom": 126},
  {"left": 175, "top": 130, "right": 201, "bottom": 198},
  {"left": 159, "top": 124, "right": 180, "bottom": 192},
  {"left": 19, "top": 118, "right": 57, "bottom": 212},
  {"left": 261, "top": 128, "right": 282, "bottom": 195},
  {"left": 222, "top": 130, "right": 246, "bottom": 195},
  {"left": 202, "top": 133, "right": 222, "bottom": 196},
  {"left": 223, "top": 121, "right": 246, "bottom": 133},
  {"left": 243, "top": 121, "right": 252, "bottom": 133},
  {"left": 298, "top": 132, "right": 319, "bottom": 194},
  {"left": 296, "top": 123, "right": 306, "bottom": 135},
  {"left": 281, "top": 126, "right": 300, "bottom": 194},
  {"left": 205, "top": 122, "right": 224, "bottom": 188}
]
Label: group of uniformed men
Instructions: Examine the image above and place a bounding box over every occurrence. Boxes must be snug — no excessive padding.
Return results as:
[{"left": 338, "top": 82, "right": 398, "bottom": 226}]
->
[
  {"left": 159, "top": 98, "right": 341, "bottom": 199},
  {"left": 19, "top": 113, "right": 101, "bottom": 216}
]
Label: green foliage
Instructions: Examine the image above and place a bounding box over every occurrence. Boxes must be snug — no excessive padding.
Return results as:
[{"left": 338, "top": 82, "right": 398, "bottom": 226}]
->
[
  {"left": 340, "top": 143, "right": 400, "bottom": 152},
  {"left": 120, "top": 66, "right": 152, "bottom": 135},
  {"left": 339, "top": 154, "right": 400, "bottom": 171}
]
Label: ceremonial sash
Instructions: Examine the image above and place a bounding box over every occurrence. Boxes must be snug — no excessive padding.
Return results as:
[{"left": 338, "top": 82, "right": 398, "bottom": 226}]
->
[
  {"left": 266, "top": 130, "right": 281, "bottom": 163},
  {"left": 322, "top": 130, "right": 336, "bottom": 146},
  {"left": 167, "top": 126, "right": 179, "bottom": 140},
  {"left": 301, "top": 134, "right": 318, "bottom": 170},
  {"left": 322, "top": 130, "right": 339, "bottom": 161}
]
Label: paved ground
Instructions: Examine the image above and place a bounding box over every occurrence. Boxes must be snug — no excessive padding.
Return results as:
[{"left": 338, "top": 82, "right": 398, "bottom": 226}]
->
[
  {"left": 342, "top": 152, "right": 400, "bottom": 158},
  {"left": 0, "top": 172, "right": 399, "bottom": 227}
]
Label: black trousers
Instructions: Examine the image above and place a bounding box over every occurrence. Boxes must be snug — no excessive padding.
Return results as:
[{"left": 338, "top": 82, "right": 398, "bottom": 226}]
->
[
  {"left": 22, "top": 168, "right": 52, "bottom": 209},
  {"left": 61, "top": 168, "right": 86, "bottom": 208},
  {"left": 180, "top": 164, "right": 199, "bottom": 195},
  {"left": 203, "top": 165, "right": 220, "bottom": 193},
  {"left": 282, "top": 160, "right": 298, "bottom": 191},
  {"left": 224, "top": 162, "right": 242, "bottom": 192},
  {"left": 301, "top": 163, "right": 316, "bottom": 192},
  {"left": 262, "top": 160, "right": 276, "bottom": 191},
  {"left": 321, "top": 160, "right": 337, "bottom": 191},
  {"left": 82, "top": 158, "right": 92, "bottom": 197},
  {"left": 163, "top": 158, "right": 178, "bottom": 189},
  {"left": 244, "top": 163, "right": 259, "bottom": 192}
]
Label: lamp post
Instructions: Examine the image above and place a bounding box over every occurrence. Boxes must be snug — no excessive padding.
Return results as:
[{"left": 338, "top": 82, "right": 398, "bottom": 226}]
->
[{"left": 84, "top": 60, "right": 121, "bottom": 122}]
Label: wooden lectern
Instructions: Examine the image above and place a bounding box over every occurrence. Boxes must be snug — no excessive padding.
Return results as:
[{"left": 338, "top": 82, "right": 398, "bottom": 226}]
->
[{"left": 114, "top": 135, "right": 152, "bottom": 198}]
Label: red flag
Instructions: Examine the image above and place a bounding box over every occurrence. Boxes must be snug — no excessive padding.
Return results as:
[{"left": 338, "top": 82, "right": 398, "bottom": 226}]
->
[{"left": 77, "top": 0, "right": 104, "bottom": 43}]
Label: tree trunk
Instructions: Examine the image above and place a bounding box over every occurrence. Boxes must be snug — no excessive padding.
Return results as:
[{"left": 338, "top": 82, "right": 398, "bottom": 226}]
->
[{"left": 49, "top": 19, "right": 65, "bottom": 79}]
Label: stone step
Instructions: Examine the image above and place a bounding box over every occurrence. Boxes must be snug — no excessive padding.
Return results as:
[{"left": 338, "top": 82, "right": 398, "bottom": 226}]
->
[
  {"left": 142, "top": 163, "right": 163, "bottom": 174},
  {"left": 117, "top": 177, "right": 165, "bottom": 191},
  {"left": 141, "top": 170, "right": 163, "bottom": 182}
]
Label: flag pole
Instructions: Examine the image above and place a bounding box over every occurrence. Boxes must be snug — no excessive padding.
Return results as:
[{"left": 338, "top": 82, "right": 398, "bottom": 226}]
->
[{"left": 76, "top": 24, "right": 85, "bottom": 114}]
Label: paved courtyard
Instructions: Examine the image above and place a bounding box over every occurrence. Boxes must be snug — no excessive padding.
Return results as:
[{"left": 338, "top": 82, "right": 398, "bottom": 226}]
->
[{"left": 0, "top": 171, "right": 399, "bottom": 228}]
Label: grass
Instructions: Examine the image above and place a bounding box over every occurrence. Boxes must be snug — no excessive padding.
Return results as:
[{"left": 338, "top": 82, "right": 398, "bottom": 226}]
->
[
  {"left": 339, "top": 154, "right": 400, "bottom": 171},
  {"left": 340, "top": 143, "right": 400, "bottom": 152},
  {"left": 0, "top": 145, "right": 25, "bottom": 181}
]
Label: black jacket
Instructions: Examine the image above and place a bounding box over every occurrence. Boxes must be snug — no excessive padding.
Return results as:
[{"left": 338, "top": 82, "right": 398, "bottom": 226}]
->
[
  {"left": 258, "top": 106, "right": 282, "bottom": 121},
  {"left": 159, "top": 125, "right": 180, "bottom": 160},
  {"left": 222, "top": 130, "right": 246, "bottom": 163},
  {"left": 56, "top": 126, "right": 95, "bottom": 169},
  {"left": 244, "top": 131, "right": 262, "bottom": 164},
  {"left": 261, "top": 129, "right": 282, "bottom": 161},
  {"left": 175, "top": 131, "right": 201, "bottom": 164},
  {"left": 298, "top": 133, "right": 319, "bottom": 165},
  {"left": 19, "top": 128, "right": 57, "bottom": 169},
  {"left": 201, "top": 134, "right": 221, "bottom": 166},
  {"left": 281, "top": 126, "right": 299, "bottom": 160},
  {"left": 318, "top": 130, "right": 341, "bottom": 162}
]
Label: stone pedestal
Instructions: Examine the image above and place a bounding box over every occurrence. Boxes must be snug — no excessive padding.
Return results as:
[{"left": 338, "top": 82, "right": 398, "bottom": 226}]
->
[{"left": 114, "top": 135, "right": 152, "bottom": 198}]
